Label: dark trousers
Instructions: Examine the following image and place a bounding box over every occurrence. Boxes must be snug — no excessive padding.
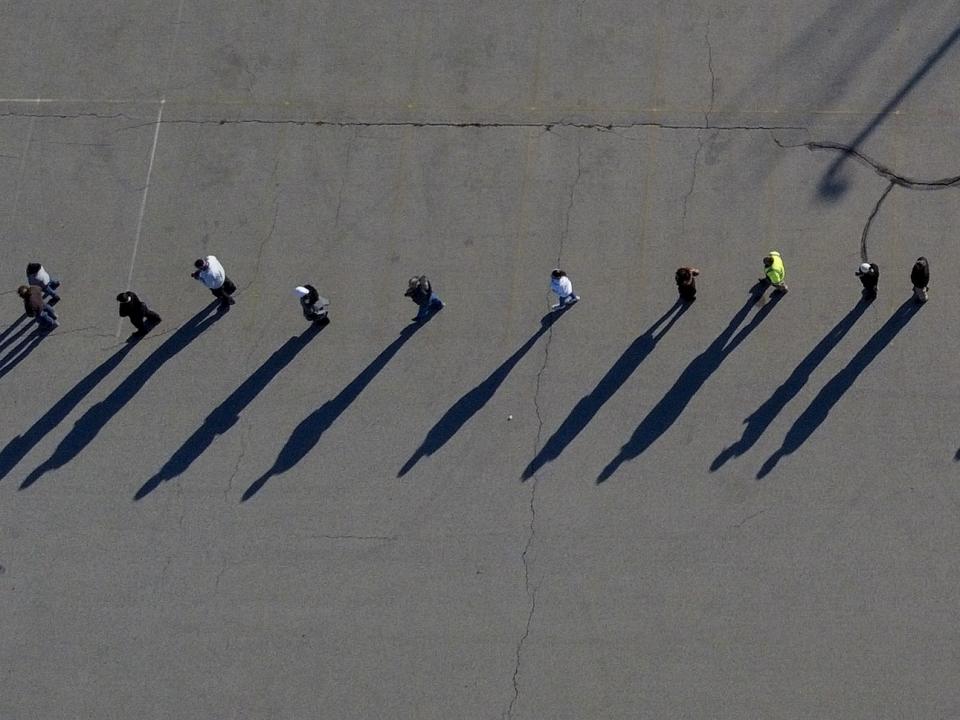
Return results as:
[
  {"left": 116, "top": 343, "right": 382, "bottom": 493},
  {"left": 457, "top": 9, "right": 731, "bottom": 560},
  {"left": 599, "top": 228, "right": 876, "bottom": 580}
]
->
[{"left": 211, "top": 277, "right": 236, "bottom": 302}]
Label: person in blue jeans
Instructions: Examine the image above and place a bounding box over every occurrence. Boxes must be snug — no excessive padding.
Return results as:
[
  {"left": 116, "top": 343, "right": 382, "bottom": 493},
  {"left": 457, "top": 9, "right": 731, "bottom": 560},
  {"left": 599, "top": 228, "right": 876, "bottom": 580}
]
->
[
  {"left": 17, "top": 285, "right": 58, "bottom": 330},
  {"left": 404, "top": 275, "right": 443, "bottom": 321}
]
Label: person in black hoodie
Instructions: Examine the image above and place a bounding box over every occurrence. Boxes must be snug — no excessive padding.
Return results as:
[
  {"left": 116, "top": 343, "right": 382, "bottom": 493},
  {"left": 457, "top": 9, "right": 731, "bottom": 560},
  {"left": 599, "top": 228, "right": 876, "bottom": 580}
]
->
[
  {"left": 911, "top": 257, "right": 929, "bottom": 303},
  {"left": 117, "top": 291, "right": 162, "bottom": 334},
  {"left": 404, "top": 275, "right": 443, "bottom": 321},
  {"left": 675, "top": 267, "right": 700, "bottom": 302},
  {"left": 855, "top": 262, "right": 879, "bottom": 299}
]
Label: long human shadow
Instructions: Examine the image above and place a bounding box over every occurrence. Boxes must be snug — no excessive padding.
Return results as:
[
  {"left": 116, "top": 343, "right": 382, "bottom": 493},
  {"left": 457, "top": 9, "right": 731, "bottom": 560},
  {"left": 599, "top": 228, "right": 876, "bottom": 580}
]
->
[
  {"left": 0, "top": 316, "right": 30, "bottom": 353},
  {"left": 597, "top": 284, "right": 779, "bottom": 484},
  {"left": 242, "top": 321, "right": 425, "bottom": 502},
  {"left": 711, "top": 296, "right": 872, "bottom": 472},
  {"left": 0, "top": 327, "right": 46, "bottom": 381},
  {"left": 135, "top": 322, "right": 325, "bottom": 500},
  {"left": 521, "top": 299, "right": 688, "bottom": 481},
  {"left": 20, "top": 302, "right": 227, "bottom": 489},
  {"left": 399, "top": 311, "right": 562, "bottom": 478},
  {"left": 0, "top": 337, "right": 140, "bottom": 483},
  {"left": 757, "top": 298, "right": 920, "bottom": 479},
  {"left": 819, "top": 24, "right": 960, "bottom": 198}
]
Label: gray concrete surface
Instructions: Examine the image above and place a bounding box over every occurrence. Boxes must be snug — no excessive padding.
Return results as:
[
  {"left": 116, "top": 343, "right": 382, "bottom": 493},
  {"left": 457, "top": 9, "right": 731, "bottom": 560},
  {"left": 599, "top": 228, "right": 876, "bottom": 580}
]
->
[{"left": 2, "top": 2, "right": 960, "bottom": 718}]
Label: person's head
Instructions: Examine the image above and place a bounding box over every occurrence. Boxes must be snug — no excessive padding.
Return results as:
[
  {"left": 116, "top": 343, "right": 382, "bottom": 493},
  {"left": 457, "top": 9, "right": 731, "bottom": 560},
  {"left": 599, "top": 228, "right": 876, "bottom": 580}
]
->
[
  {"left": 551, "top": 268, "right": 565, "bottom": 279},
  {"left": 26, "top": 262, "right": 41, "bottom": 276},
  {"left": 762, "top": 256, "right": 773, "bottom": 267},
  {"left": 916, "top": 256, "right": 928, "bottom": 265},
  {"left": 194, "top": 258, "right": 207, "bottom": 270},
  {"left": 857, "top": 262, "right": 871, "bottom": 275},
  {"left": 677, "top": 267, "right": 691, "bottom": 282},
  {"left": 17, "top": 285, "right": 29, "bottom": 298},
  {"left": 116, "top": 292, "right": 130, "bottom": 303}
]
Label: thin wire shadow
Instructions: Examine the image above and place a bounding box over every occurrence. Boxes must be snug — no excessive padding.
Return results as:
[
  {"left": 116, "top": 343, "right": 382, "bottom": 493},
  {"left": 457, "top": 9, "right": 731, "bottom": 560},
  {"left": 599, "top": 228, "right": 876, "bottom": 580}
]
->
[
  {"left": 20, "top": 302, "right": 227, "bottom": 490},
  {"left": 0, "top": 337, "right": 140, "bottom": 483},
  {"left": 0, "top": 316, "right": 30, "bottom": 353},
  {"left": 711, "top": 296, "right": 872, "bottom": 472},
  {"left": 135, "top": 322, "right": 325, "bottom": 500},
  {"left": 521, "top": 299, "right": 688, "bottom": 481},
  {"left": 242, "top": 321, "right": 426, "bottom": 502},
  {"left": 597, "top": 284, "right": 779, "bottom": 484},
  {"left": 819, "top": 24, "right": 960, "bottom": 199},
  {"left": 757, "top": 298, "right": 920, "bottom": 478},
  {"left": 399, "top": 311, "right": 562, "bottom": 478},
  {"left": 0, "top": 328, "right": 46, "bottom": 381}
]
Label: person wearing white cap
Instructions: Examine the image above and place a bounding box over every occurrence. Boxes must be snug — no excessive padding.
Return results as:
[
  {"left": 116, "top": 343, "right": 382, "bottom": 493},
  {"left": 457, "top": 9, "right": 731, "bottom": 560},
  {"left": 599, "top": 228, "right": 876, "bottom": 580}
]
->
[
  {"left": 295, "top": 285, "right": 329, "bottom": 324},
  {"left": 550, "top": 269, "right": 579, "bottom": 310},
  {"left": 855, "top": 261, "right": 879, "bottom": 299}
]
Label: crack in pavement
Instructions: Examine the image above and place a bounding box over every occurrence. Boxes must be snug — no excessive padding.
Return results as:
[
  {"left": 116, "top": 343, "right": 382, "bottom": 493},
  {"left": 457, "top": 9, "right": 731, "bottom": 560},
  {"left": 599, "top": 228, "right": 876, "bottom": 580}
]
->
[
  {"left": 681, "top": 130, "right": 704, "bottom": 232},
  {"left": 705, "top": 21, "right": 716, "bottom": 128},
  {"left": 333, "top": 127, "right": 358, "bottom": 230},
  {"left": 860, "top": 181, "right": 896, "bottom": 261}
]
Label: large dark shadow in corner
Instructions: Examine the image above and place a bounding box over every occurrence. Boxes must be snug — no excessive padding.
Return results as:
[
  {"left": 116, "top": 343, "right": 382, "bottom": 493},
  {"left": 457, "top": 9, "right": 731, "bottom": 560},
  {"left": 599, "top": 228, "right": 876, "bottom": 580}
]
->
[
  {"left": 758, "top": 298, "right": 920, "bottom": 479},
  {"left": 399, "top": 311, "right": 561, "bottom": 478},
  {"left": 242, "top": 321, "right": 425, "bottom": 502},
  {"left": 598, "top": 284, "right": 779, "bottom": 484},
  {"left": 135, "top": 322, "right": 325, "bottom": 500},
  {"left": 21, "top": 302, "right": 226, "bottom": 490},
  {"left": 0, "top": 337, "right": 140, "bottom": 483},
  {"left": 521, "top": 300, "right": 688, "bottom": 481},
  {"left": 711, "top": 297, "right": 871, "bottom": 472},
  {"left": 818, "top": 24, "right": 960, "bottom": 199},
  {"left": 0, "top": 327, "right": 46, "bottom": 381}
]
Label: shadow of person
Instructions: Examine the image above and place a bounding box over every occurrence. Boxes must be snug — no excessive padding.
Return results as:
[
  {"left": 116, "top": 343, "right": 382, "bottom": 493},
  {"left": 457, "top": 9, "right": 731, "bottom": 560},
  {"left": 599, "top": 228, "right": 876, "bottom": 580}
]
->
[
  {"left": 20, "top": 302, "right": 227, "bottom": 490},
  {"left": 521, "top": 299, "right": 688, "bottom": 482},
  {"left": 0, "top": 316, "right": 31, "bottom": 354},
  {"left": 0, "top": 327, "right": 47, "bottom": 381},
  {"left": 711, "top": 296, "right": 871, "bottom": 472},
  {"left": 597, "top": 283, "right": 779, "bottom": 484},
  {"left": 0, "top": 336, "right": 141, "bottom": 483},
  {"left": 134, "top": 322, "right": 325, "bottom": 500},
  {"left": 399, "top": 311, "right": 562, "bottom": 478},
  {"left": 757, "top": 297, "right": 921, "bottom": 479},
  {"left": 242, "top": 320, "right": 426, "bottom": 502}
]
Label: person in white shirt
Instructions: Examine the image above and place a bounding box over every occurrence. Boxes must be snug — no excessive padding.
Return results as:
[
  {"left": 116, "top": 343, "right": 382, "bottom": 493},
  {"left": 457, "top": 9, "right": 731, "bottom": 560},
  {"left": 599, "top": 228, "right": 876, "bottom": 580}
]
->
[
  {"left": 192, "top": 256, "right": 235, "bottom": 306},
  {"left": 26, "top": 262, "right": 61, "bottom": 304},
  {"left": 550, "top": 268, "right": 579, "bottom": 310}
]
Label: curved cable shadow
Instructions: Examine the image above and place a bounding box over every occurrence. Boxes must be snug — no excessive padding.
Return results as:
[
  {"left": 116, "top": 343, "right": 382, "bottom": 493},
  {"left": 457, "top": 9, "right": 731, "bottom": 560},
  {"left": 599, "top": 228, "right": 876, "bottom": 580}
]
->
[
  {"left": 0, "top": 318, "right": 31, "bottom": 354},
  {"left": 21, "top": 302, "right": 226, "bottom": 489},
  {"left": 598, "top": 284, "right": 778, "bottom": 484},
  {"left": 711, "top": 297, "right": 871, "bottom": 471},
  {"left": 521, "top": 300, "right": 688, "bottom": 481},
  {"left": 242, "top": 321, "right": 425, "bottom": 502},
  {"left": 0, "top": 328, "right": 46, "bottom": 381},
  {"left": 0, "top": 337, "right": 139, "bottom": 482},
  {"left": 758, "top": 298, "right": 920, "bottom": 478},
  {"left": 819, "top": 24, "right": 960, "bottom": 199},
  {"left": 399, "top": 311, "right": 561, "bottom": 478},
  {"left": 135, "top": 322, "right": 325, "bottom": 500}
]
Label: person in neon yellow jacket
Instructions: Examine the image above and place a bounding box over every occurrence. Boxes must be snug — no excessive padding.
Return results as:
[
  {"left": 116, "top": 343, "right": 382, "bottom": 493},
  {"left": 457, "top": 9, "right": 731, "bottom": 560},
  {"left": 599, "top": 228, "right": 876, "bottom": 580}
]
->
[{"left": 761, "top": 251, "right": 788, "bottom": 293}]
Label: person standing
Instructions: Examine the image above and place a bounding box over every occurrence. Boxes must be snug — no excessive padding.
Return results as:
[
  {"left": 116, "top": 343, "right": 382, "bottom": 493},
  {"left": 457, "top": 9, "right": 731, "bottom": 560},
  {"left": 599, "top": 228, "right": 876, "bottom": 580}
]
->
[
  {"left": 295, "top": 285, "right": 330, "bottom": 324},
  {"left": 192, "top": 256, "right": 236, "bottom": 306},
  {"left": 855, "top": 262, "right": 879, "bottom": 299},
  {"left": 761, "top": 251, "right": 788, "bottom": 293},
  {"left": 117, "top": 291, "right": 162, "bottom": 334},
  {"left": 675, "top": 267, "right": 701, "bottom": 302},
  {"left": 26, "top": 262, "right": 61, "bottom": 304},
  {"left": 911, "top": 257, "right": 929, "bottom": 302},
  {"left": 550, "top": 269, "right": 580, "bottom": 310},
  {"left": 17, "top": 285, "right": 58, "bottom": 330},
  {"left": 405, "top": 275, "right": 444, "bottom": 321}
]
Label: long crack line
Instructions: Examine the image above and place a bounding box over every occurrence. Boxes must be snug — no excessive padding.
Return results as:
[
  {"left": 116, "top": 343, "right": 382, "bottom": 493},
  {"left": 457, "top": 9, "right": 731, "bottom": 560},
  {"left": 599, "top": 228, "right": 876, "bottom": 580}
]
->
[
  {"left": 861, "top": 181, "right": 895, "bottom": 261},
  {"left": 681, "top": 130, "right": 704, "bottom": 232}
]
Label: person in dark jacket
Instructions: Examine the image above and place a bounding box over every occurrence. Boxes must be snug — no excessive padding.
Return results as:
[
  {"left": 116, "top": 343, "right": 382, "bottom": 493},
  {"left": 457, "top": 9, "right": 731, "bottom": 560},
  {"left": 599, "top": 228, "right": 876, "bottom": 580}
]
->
[
  {"left": 911, "top": 257, "right": 929, "bottom": 303},
  {"left": 117, "top": 291, "right": 162, "bottom": 334},
  {"left": 295, "top": 285, "right": 330, "bottom": 324},
  {"left": 404, "top": 275, "right": 443, "bottom": 321},
  {"left": 17, "top": 285, "right": 58, "bottom": 330},
  {"left": 855, "top": 262, "right": 879, "bottom": 299},
  {"left": 675, "top": 267, "right": 700, "bottom": 302}
]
